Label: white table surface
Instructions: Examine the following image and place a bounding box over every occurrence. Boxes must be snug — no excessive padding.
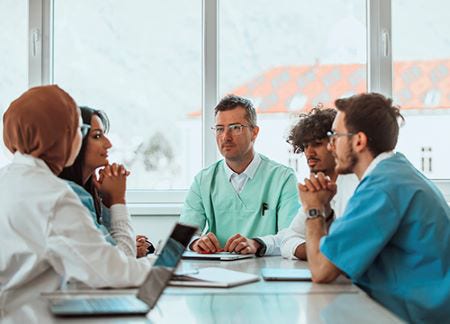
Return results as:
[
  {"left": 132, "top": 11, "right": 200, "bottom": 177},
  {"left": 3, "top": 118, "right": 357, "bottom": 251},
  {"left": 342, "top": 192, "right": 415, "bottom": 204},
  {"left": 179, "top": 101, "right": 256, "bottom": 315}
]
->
[{"left": 1, "top": 256, "right": 404, "bottom": 324}]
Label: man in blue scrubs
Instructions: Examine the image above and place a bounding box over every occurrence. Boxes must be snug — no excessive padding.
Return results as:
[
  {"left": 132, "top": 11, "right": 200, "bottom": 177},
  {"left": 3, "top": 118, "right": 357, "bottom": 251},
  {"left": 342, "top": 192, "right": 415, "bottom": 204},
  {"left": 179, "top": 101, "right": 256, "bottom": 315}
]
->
[
  {"left": 300, "top": 93, "right": 450, "bottom": 323},
  {"left": 180, "top": 95, "right": 300, "bottom": 256}
]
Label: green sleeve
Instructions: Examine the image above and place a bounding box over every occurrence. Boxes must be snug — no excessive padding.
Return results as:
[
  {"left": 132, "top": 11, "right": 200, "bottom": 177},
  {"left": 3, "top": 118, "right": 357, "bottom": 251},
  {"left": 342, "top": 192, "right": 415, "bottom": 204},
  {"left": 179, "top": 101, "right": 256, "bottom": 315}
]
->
[
  {"left": 276, "top": 169, "right": 301, "bottom": 230},
  {"left": 179, "top": 176, "right": 207, "bottom": 231}
]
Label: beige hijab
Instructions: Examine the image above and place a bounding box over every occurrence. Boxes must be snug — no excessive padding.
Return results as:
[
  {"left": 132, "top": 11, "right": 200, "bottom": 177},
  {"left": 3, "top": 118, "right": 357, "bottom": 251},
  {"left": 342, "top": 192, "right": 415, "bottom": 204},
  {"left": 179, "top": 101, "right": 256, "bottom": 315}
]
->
[{"left": 3, "top": 85, "right": 79, "bottom": 175}]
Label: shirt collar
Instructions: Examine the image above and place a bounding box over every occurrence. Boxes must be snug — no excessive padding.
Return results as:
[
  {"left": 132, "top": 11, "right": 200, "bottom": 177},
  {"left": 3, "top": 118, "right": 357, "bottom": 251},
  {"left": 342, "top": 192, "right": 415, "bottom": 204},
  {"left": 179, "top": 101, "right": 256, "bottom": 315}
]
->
[
  {"left": 360, "top": 151, "right": 395, "bottom": 180},
  {"left": 224, "top": 153, "right": 261, "bottom": 181},
  {"left": 12, "top": 152, "right": 53, "bottom": 173}
]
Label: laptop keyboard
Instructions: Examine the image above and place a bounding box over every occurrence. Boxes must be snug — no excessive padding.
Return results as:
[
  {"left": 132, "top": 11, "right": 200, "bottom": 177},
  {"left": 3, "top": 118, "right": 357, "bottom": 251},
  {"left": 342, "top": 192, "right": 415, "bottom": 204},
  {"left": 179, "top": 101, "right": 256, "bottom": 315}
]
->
[{"left": 51, "top": 296, "right": 150, "bottom": 315}]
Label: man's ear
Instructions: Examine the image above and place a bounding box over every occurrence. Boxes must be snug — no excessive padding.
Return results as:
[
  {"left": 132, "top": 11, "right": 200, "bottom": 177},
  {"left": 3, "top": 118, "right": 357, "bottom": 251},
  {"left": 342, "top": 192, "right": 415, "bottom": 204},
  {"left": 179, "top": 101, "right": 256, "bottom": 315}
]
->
[
  {"left": 353, "top": 131, "right": 368, "bottom": 153},
  {"left": 251, "top": 125, "right": 260, "bottom": 141}
]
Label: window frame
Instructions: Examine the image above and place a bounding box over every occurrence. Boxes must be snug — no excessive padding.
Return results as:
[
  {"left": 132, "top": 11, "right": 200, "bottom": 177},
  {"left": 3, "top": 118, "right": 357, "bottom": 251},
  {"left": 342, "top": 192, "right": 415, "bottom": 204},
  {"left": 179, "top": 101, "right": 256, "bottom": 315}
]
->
[{"left": 27, "top": 0, "right": 450, "bottom": 212}]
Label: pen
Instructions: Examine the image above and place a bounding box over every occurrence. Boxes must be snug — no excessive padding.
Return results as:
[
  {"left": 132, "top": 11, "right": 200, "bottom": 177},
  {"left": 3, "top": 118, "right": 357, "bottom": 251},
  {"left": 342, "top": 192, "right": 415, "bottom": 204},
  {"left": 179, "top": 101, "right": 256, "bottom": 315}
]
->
[{"left": 261, "top": 203, "right": 268, "bottom": 216}]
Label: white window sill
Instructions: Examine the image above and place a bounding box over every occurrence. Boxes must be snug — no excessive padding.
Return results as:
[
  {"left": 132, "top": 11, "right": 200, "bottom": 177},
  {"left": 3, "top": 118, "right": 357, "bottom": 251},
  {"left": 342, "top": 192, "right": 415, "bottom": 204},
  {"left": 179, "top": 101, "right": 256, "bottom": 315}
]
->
[
  {"left": 128, "top": 203, "right": 182, "bottom": 216},
  {"left": 127, "top": 180, "right": 450, "bottom": 216}
]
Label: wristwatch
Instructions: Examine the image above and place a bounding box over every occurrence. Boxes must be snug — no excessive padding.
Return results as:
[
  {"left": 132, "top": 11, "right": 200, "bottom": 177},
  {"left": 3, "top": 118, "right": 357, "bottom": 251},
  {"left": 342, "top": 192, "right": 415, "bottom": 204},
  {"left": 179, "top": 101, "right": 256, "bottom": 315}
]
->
[
  {"left": 252, "top": 238, "right": 267, "bottom": 257},
  {"left": 306, "top": 208, "right": 326, "bottom": 220}
]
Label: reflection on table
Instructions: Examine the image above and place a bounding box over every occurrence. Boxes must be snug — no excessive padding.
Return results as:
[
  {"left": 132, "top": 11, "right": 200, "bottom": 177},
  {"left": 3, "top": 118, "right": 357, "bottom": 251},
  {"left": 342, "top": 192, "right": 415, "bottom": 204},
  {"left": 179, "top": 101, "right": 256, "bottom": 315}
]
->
[{"left": 1, "top": 257, "right": 403, "bottom": 324}]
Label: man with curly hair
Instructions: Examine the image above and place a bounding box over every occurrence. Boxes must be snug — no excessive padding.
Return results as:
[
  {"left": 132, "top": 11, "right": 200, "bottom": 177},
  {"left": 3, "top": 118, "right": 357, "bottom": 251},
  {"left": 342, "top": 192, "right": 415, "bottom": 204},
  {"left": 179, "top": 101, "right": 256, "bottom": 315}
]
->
[{"left": 281, "top": 106, "right": 358, "bottom": 260}]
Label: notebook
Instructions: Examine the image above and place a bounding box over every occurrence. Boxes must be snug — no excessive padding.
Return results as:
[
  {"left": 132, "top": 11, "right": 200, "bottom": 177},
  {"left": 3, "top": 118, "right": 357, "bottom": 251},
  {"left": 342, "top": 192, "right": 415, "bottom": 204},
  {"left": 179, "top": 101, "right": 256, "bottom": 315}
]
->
[
  {"left": 170, "top": 267, "right": 260, "bottom": 288},
  {"left": 49, "top": 223, "right": 197, "bottom": 317},
  {"left": 260, "top": 268, "right": 312, "bottom": 281},
  {"left": 182, "top": 251, "right": 255, "bottom": 261}
]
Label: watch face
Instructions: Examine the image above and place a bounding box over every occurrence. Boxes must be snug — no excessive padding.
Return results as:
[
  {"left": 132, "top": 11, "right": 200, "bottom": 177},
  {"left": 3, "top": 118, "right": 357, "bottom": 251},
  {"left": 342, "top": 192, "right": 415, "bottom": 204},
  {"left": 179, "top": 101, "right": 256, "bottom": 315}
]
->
[{"left": 307, "top": 208, "right": 324, "bottom": 219}]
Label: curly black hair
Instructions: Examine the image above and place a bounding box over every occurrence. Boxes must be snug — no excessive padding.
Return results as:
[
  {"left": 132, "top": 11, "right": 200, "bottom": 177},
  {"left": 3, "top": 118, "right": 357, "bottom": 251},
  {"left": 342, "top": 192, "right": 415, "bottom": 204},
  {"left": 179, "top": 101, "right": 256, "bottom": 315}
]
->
[{"left": 287, "top": 106, "right": 336, "bottom": 153}]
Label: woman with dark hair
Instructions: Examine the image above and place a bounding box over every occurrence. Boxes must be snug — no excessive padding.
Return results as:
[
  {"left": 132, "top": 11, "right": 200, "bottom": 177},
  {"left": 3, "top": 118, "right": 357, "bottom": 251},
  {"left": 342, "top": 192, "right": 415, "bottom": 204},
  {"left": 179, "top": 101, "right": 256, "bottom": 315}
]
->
[
  {"left": 59, "top": 106, "right": 153, "bottom": 258},
  {"left": 0, "top": 86, "right": 151, "bottom": 310}
]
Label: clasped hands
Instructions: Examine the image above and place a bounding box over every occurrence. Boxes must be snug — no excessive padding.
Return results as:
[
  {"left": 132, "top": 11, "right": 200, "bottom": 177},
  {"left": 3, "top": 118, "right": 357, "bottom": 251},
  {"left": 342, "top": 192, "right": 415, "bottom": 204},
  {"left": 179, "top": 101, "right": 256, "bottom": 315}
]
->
[
  {"left": 191, "top": 233, "right": 260, "bottom": 255},
  {"left": 299, "top": 172, "right": 337, "bottom": 214},
  {"left": 93, "top": 163, "right": 130, "bottom": 207}
]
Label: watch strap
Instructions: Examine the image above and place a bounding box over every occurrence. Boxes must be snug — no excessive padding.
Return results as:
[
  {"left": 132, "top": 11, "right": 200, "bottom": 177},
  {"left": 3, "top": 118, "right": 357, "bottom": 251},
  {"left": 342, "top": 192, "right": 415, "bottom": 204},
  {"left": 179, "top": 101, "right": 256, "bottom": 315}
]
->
[{"left": 252, "top": 238, "right": 267, "bottom": 257}]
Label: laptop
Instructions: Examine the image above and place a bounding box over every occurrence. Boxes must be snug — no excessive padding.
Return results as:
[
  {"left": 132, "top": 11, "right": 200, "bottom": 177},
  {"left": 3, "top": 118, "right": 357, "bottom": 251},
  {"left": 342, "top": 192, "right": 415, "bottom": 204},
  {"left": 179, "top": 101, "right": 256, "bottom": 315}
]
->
[
  {"left": 49, "top": 223, "right": 197, "bottom": 317},
  {"left": 182, "top": 250, "right": 254, "bottom": 261}
]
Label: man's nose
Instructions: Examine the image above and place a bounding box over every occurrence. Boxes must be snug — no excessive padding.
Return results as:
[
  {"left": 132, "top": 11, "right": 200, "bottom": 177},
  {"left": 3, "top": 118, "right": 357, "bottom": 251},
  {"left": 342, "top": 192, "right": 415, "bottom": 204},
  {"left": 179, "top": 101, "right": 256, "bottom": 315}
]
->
[
  {"left": 305, "top": 145, "right": 315, "bottom": 156},
  {"left": 327, "top": 141, "right": 334, "bottom": 152},
  {"left": 222, "top": 127, "right": 233, "bottom": 138}
]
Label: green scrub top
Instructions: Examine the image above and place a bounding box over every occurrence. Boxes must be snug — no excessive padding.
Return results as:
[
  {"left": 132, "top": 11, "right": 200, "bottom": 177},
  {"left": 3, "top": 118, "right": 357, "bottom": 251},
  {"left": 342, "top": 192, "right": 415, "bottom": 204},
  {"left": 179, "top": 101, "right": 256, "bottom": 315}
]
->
[{"left": 180, "top": 154, "right": 300, "bottom": 246}]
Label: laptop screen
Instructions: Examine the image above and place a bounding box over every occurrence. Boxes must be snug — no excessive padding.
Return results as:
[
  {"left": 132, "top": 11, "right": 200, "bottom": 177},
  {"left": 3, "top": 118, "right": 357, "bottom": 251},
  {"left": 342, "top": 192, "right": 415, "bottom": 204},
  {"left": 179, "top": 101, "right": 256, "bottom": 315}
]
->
[{"left": 136, "top": 223, "right": 197, "bottom": 308}]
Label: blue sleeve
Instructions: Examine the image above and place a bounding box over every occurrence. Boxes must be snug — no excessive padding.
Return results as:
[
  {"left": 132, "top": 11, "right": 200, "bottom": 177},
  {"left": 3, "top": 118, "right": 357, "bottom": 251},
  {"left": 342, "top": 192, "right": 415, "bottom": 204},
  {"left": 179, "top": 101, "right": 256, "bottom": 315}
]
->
[
  {"left": 277, "top": 169, "right": 301, "bottom": 230},
  {"left": 179, "top": 176, "right": 207, "bottom": 231},
  {"left": 320, "top": 187, "right": 402, "bottom": 279},
  {"left": 67, "top": 181, "right": 97, "bottom": 223},
  {"left": 66, "top": 181, "right": 116, "bottom": 245}
]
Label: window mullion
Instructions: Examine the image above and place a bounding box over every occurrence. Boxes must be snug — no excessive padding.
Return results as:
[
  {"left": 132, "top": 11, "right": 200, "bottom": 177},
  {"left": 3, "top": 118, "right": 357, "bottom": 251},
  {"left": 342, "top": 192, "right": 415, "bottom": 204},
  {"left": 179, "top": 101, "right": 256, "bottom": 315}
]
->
[
  {"left": 202, "top": 0, "right": 218, "bottom": 167},
  {"left": 367, "top": 0, "right": 392, "bottom": 97},
  {"left": 28, "top": 0, "right": 52, "bottom": 87}
]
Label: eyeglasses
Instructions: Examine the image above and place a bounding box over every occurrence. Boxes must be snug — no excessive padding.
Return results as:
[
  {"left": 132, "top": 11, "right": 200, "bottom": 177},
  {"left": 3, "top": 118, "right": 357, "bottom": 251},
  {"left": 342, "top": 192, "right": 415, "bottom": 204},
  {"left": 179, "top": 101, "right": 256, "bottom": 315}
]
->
[
  {"left": 326, "top": 130, "right": 355, "bottom": 145},
  {"left": 80, "top": 124, "right": 91, "bottom": 138},
  {"left": 211, "top": 123, "right": 251, "bottom": 136}
]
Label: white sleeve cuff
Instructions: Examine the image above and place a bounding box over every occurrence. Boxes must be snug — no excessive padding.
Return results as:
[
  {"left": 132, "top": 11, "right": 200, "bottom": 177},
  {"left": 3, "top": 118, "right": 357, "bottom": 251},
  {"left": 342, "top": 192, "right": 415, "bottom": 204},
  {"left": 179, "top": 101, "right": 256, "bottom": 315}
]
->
[{"left": 109, "top": 204, "right": 130, "bottom": 222}]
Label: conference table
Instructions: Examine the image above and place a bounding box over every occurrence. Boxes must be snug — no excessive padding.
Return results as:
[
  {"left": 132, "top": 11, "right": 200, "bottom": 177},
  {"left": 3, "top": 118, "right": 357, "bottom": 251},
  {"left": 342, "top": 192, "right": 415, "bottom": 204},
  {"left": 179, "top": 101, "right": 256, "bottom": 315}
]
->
[{"left": 2, "top": 256, "right": 403, "bottom": 323}]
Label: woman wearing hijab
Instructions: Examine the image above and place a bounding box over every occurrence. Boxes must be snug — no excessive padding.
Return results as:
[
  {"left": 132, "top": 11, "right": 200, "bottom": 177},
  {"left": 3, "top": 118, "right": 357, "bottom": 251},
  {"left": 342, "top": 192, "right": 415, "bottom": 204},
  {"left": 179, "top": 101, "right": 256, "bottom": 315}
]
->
[
  {"left": 59, "top": 106, "right": 154, "bottom": 258},
  {"left": 0, "top": 85, "right": 151, "bottom": 311}
]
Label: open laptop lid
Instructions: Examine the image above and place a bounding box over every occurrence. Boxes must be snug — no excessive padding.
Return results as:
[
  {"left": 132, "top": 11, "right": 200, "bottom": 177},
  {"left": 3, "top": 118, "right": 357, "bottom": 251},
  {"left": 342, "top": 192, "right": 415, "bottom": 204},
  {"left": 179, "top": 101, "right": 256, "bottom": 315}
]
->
[{"left": 136, "top": 223, "right": 197, "bottom": 308}]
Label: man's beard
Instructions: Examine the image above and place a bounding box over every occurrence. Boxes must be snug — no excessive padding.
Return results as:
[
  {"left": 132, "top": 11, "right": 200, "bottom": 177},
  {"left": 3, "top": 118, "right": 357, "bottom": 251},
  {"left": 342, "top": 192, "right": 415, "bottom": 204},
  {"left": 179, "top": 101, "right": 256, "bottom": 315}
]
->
[{"left": 335, "top": 143, "right": 358, "bottom": 175}]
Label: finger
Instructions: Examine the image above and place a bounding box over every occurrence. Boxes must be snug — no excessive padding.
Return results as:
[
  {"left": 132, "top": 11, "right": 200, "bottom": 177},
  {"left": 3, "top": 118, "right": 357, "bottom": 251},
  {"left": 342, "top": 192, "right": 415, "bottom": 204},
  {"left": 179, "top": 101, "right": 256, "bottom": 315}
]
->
[
  {"left": 327, "top": 181, "right": 337, "bottom": 192},
  {"left": 224, "top": 238, "right": 236, "bottom": 252},
  {"left": 298, "top": 184, "right": 309, "bottom": 192},
  {"left": 197, "top": 239, "right": 213, "bottom": 252},
  {"left": 207, "top": 232, "right": 221, "bottom": 250},
  {"left": 92, "top": 175, "right": 102, "bottom": 190},
  {"left": 304, "top": 178, "right": 317, "bottom": 192},
  {"left": 103, "top": 165, "right": 112, "bottom": 177},
  {"left": 234, "top": 241, "right": 248, "bottom": 253},
  {"left": 111, "top": 163, "right": 119, "bottom": 176},
  {"left": 241, "top": 246, "right": 253, "bottom": 255},
  {"left": 202, "top": 237, "right": 217, "bottom": 252},
  {"left": 228, "top": 237, "right": 245, "bottom": 252},
  {"left": 224, "top": 234, "right": 241, "bottom": 251},
  {"left": 118, "top": 164, "right": 126, "bottom": 175},
  {"left": 308, "top": 174, "right": 322, "bottom": 191},
  {"left": 315, "top": 172, "right": 329, "bottom": 189}
]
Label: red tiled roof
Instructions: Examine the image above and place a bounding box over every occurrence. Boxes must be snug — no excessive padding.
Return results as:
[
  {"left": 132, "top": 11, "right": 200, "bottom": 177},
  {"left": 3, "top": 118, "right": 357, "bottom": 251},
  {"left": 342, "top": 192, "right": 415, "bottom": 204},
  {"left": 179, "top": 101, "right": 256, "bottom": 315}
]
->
[{"left": 189, "top": 59, "right": 450, "bottom": 117}]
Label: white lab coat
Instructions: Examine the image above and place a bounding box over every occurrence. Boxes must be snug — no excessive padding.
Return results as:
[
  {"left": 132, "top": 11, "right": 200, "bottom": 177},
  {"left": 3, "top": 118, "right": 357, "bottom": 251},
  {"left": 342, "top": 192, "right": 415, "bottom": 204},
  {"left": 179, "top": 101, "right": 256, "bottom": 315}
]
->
[
  {"left": 280, "top": 174, "right": 359, "bottom": 259},
  {"left": 0, "top": 153, "right": 151, "bottom": 312}
]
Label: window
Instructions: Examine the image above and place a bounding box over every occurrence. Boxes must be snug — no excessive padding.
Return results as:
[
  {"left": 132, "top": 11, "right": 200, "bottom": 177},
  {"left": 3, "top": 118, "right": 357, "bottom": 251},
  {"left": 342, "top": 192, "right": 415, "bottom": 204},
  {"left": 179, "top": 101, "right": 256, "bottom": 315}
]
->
[
  {"left": 4, "top": 1, "right": 450, "bottom": 205},
  {"left": 52, "top": 0, "right": 202, "bottom": 189},
  {"left": 0, "top": 0, "right": 28, "bottom": 167},
  {"left": 218, "top": 0, "right": 366, "bottom": 180},
  {"left": 393, "top": 0, "right": 450, "bottom": 178}
]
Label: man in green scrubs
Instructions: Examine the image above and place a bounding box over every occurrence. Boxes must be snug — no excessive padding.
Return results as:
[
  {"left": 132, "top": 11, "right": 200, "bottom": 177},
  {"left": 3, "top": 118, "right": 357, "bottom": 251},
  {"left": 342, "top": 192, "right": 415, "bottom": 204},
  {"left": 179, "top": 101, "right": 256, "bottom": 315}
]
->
[{"left": 180, "top": 95, "right": 300, "bottom": 256}]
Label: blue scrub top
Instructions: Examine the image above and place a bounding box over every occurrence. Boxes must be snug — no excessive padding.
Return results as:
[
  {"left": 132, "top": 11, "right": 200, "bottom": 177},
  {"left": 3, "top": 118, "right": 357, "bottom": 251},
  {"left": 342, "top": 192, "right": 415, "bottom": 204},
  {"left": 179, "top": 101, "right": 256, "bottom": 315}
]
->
[
  {"left": 321, "top": 153, "right": 450, "bottom": 323},
  {"left": 67, "top": 181, "right": 116, "bottom": 245}
]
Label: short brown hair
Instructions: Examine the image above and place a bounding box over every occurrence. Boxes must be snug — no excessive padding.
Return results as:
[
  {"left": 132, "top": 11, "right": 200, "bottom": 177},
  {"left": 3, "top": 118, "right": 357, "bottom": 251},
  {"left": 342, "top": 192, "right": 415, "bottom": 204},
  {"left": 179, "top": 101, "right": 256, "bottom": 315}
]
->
[
  {"left": 335, "top": 93, "right": 404, "bottom": 157},
  {"left": 214, "top": 94, "right": 257, "bottom": 127}
]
